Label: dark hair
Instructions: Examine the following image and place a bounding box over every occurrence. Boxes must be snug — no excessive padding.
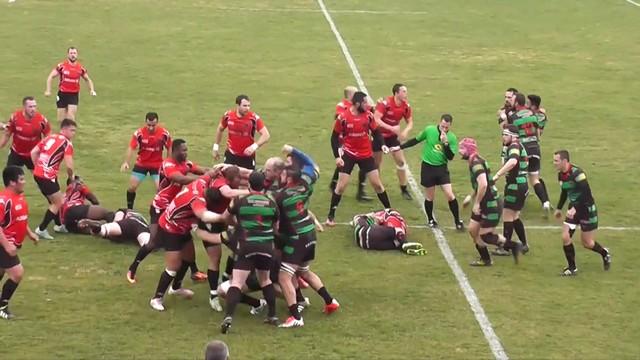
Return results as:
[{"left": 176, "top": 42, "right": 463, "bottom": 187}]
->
[
  {"left": 515, "top": 93, "right": 526, "bottom": 106},
  {"left": 145, "top": 112, "right": 159, "bottom": 121},
  {"left": 22, "top": 96, "right": 35, "bottom": 105},
  {"left": 223, "top": 165, "right": 240, "bottom": 182},
  {"left": 554, "top": 150, "right": 570, "bottom": 161},
  {"left": 441, "top": 114, "right": 453, "bottom": 123},
  {"left": 286, "top": 163, "right": 302, "bottom": 181},
  {"left": 235, "top": 94, "right": 250, "bottom": 105},
  {"left": 3, "top": 165, "right": 24, "bottom": 186},
  {"left": 527, "top": 94, "right": 541, "bottom": 108},
  {"left": 248, "top": 171, "right": 265, "bottom": 192},
  {"left": 61, "top": 118, "right": 77, "bottom": 129},
  {"left": 172, "top": 138, "right": 186, "bottom": 152},
  {"left": 351, "top": 91, "right": 368, "bottom": 105},
  {"left": 392, "top": 83, "right": 405, "bottom": 95},
  {"left": 68, "top": 46, "right": 77, "bottom": 52},
  {"left": 506, "top": 87, "right": 519, "bottom": 94},
  {"left": 205, "top": 187, "right": 223, "bottom": 210}
]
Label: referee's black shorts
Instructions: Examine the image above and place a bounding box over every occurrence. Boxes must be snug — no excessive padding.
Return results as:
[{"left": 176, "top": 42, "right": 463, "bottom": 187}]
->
[{"left": 420, "top": 162, "right": 450, "bottom": 188}]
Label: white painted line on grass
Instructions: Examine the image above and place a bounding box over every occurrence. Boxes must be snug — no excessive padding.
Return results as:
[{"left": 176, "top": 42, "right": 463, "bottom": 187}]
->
[
  {"left": 212, "top": 7, "right": 429, "bottom": 15},
  {"left": 625, "top": 0, "right": 640, "bottom": 7},
  {"left": 335, "top": 222, "right": 640, "bottom": 231},
  {"left": 315, "top": 1, "right": 508, "bottom": 359}
]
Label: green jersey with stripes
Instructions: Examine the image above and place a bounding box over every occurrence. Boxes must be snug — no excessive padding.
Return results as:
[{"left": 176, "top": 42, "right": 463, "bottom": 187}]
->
[
  {"left": 229, "top": 192, "right": 279, "bottom": 243},
  {"left": 512, "top": 109, "right": 541, "bottom": 145},
  {"left": 558, "top": 165, "right": 594, "bottom": 207},
  {"left": 274, "top": 180, "right": 315, "bottom": 237},
  {"left": 469, "top": 156, "right": 500, "bottom": 209},
  {"left": 503, "top": 141, "right": 529, "bottom": 185}
]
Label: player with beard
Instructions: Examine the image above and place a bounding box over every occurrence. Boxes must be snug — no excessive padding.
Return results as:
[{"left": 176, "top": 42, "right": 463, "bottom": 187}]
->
[{"left": 0, "top": 97, "right": 51, "bottom": 171}]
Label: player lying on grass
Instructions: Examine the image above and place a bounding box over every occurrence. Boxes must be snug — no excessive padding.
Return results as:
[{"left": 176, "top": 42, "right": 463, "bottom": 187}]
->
[
  {"left": 78, "top": 209, "right": 150, "bottom": 247},
  {"left": 350, "top": 209, "right": 426, "bottom": 255},
  {"left": 58, "top": 176, "right": 114, "bottom": 234}
]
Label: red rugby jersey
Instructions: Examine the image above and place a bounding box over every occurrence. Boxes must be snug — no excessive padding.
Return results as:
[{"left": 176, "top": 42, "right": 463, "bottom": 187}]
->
[
  {"left": 333, "top": 109, "right": 377, "bottom": 159},
  {"left": 6, "top": 110, "right": 51, "bottom": 157},
  {"left": 0, "top": 189, "right": 29, "bottom": 246},
  {"left": 159, "top": 175, "right": 209, "bottom": 234},
  {"left": 220, "top": 110, "right": 265, "bottom": 156},
  {"left": 129, "top": 125, "right": 172, "bottom": 170},
  {"left": 151, "top": 158, "right": 199, "bottom": 211},
  {"left": 56, "top": 60, "right": 87, "bottom": 93},
  {"left": 375, "top": 96, "right": 412, "bottom": 138},
  {"left": 33, "top": 134, "right": 74, "bottom": 180}
]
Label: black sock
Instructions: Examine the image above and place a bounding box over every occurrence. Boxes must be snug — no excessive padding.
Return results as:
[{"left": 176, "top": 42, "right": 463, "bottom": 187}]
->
[
  {"left": 376, "top": 191, "right": 391, "bottom": 208},
  {"left": 222, "top": 256, "right": 234, "bottom": 282},
  {"left": 448, "top": 199, "right": 460, "bottom": 223},
  {"left": 358, "top": 170, "right": 366, "bottom": 193},
  {"left": 39, "top": 209, "right": 58, "bottom": 231},
  {"left": 539, "top": 179, "right": 549, "bottom": 202},
  {"left": 295, "top": 287, "right": 306, "bottom": 303},
  {"left": 513, "top": 218, "right": 527, "bottom": 246},
  {"left": 424, "top": 200, "right": 434, "bottom": 221},
  {"left": 262, "top": 284, "right": 277, "bottom": 317},
  {"left": 126, "top": 190, "right": 136, "bottom": 210},
  {"left": 54, "top": 214, "right": 62, "bottom": 226},
  {"left": 129, "top": 244, "right": 154, "bottom": 273},
  {"left": 0, "top": 279, "right": 19, "bottom": 305},
  {"left": 288, "top": 304, "right": 302, "bottom": 320},
  {"left": 240, "top": 294, "right": 261, "bottom": 308},
  {"left": 476, "top": 245, "right": 491, "bottom": 263},
  {"left": 533, "top": 182, "right": 549, "bottom": 204},
  {"left": 208, "top": 270, "right": 219, "bottom": 295},
  {"left": 225, "top": 286, "right": 241, "bottom": 317},
  {"left": 154, "top": 270, "right": 175, "bottom": 298},
  {"left": 590, "top": 241, "right": 608, "bottom": 257},
  {"left": 563, "top": 244, "right": 576, "bottom": 269},
  {"left": 317, "top": 286, "right": 333, "bottom": 305},
  {"left": 331, "top": 168, "right": 339, "bottom": 182},
  {"left": 503, "top": 221, "right": 514, "bottom": 242},
  {"left": 400, "top": 185, "right": 408, "bottom": 193},
  {"left": 188, "top": 261, "right": 199, "bottom": 274},
  {"left": 171, "top": 261, "right": 190, "bottom": 290},
  {"left": 480, "top": 233, "right": 499, "bottom": 246},
  {"left": 328, "top": 192, "right": 342, "bottom": 219}
]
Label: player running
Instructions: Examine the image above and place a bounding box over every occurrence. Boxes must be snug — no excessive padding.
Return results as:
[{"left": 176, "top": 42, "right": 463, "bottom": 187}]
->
[
  {"left": 552, "top": 150, "right": 611, "bottom": 276},
  {"left": 329, "top": 86, "right": 371, "bottom": 202},
  {"left": 492, "top": 125, "right": 530, "bottom": 254},
  {"left": 397, "top": 114, "right": 463, "bottom": 229},
  {"left": 44, "top": 47, "right": 97, "bottom": 122},
  {"left": 221, "top": 171, "right": 280, "bottom": 333},
  {"left": 120, "top": 112, "right": 172, "bottom": 209},
  {"left": 58, "top": 176, "right": 113, "bottom": 233},
  {"left": 458, "top": 138, "right": 522, "bottom": 266},
  {"left": 0, "top": 166, "right": 39, "bottom": 320},
  {"left": 326, "top": 91, "right": 391, "bottom": 226},
  {"left": 213, "top": 95, "right": 270, "bottom": 170},
  {"left": 373, "top": 84, "right": 414, "bottom": 200},
  {"left": 79, "top": 209, "right": 151, "bottom": 247},
  {"left": 0, "top": 97, "right": 51, "bottom": 170},
  {"left": 126, "top": 139, "right": 206, "bottom": 283},
  {"left": 276, "top": 145, "right": 339, "bottom": 328},
  {"left": 31, "top": 118, "right": 77, "bottom": 240},
  {"left": 351, "top": 209, "right": 426, "bottom": 255}
]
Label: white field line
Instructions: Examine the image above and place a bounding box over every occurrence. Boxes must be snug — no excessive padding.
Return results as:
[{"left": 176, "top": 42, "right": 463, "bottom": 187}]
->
[
  {"left": 335, "top": 223, "right": 640, "bottom": 231},
  {"left": 315, "top": 1, "right": 509, "bottom": 359},
  {"left": 625, "top": 0, "right": 640, "bottom": 7},
  {"left": 212, "top": 6, "right": 429, "bottom": 15}
]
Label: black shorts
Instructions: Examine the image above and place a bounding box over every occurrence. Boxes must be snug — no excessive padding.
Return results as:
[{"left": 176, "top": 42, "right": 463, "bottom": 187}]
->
[
  {"left": 420, "top": 162, "right": 450, "bottom": 188},
  {"left": 340, "top": 152, "right": 377, "bottom": 175},
  {"left": 118, "top": 218, "right": 149, "bottom": 242},
  {"left": 0, "top": 246, "right": 20, "bottom": 269},
  {"left": 149, "top": 206, "right": 162, "bottom": 225},
  {"left": 34, "top": 175, "right": 60, "bottom": 196},
  {"left": 372, "top": 135, "right": 401, "bottom": 152},
  {"left": 234, "top": 242, "right": 274, "bottom": 271},
  {"left": 567, "top": 204, "right": 598, "bottom": 232},
  {"left": 7, "top": 150, "right": 34, "bottom": 170},
  {"left": 157, "top": 227, "right": 192, "bottom": 251},
  {"left": 64, "top": 204, "right": 90, "bottom": 233},
  {"left": 470, "top": 200, "right": 502, "bottom": 228},
  {"left": 198, "top": 221, "right": 226, "bottom": 248},
  {"left": 524, "top": 143, "right": 541, "bottom": 173},
  {"left": 224, "top": 150, "right": 255, "bottom": 170},
  {"left": 355, "top": 224, "right": 398, "bottom": 250},
  {"left": 281, "top": 231, "right": 316, "bottom": 266},
  {"left": 245, "top": 259, "right": 281, "bottom": 291},
  {"left": 503, "top": 182, "right": 528, "bottom": 211},
  {"left": 56, "top": 91, "right": 79, "bottom": 109},
  {"left": 132, "top": 165, "right": 159, "bottom": 176}
]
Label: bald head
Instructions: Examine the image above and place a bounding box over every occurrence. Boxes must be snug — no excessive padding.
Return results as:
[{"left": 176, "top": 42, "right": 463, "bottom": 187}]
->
[
  {"left": 344, "top": 86, "right": 358, "bottom": 101},
  {"left": 205, "top": 340, "right": 229, "bottom": 360},
  {"left": 263, "top": 157, "right": 286, "bottom": 182}
]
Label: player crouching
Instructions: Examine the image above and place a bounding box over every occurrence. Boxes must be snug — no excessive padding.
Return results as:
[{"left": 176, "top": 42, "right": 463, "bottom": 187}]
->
[{"left": 351, "top": 209, "right": 425, "bottom": 255}]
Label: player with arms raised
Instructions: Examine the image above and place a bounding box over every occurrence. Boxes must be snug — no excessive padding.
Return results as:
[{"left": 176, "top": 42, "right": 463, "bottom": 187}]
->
[{"left": 0, "top": 97, "right": 51, "bottom": 170}]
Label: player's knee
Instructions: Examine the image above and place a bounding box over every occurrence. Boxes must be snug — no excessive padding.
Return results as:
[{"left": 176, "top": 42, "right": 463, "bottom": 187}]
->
[
  {"left": 218, "top": 281, "right": 230, "bottom": 297},
  {"left": 395, "top": 163, "right": 407, "bottom": 171},
  {"left": 137, "top": 233, "right": 150, "bottom": 247},
  {"left": 10, "top": 265, "right": 24, "bottom": 283},
  {"left": 297, "top": 265, "right": 310, "bottom": 274},
  {"left": 280, "top": 263, "right": 296, "bottom": 277}
]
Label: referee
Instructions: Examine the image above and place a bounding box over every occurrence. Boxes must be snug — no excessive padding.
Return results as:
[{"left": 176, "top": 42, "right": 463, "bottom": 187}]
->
[{"left": 398, "top": 114, "right": 463, "bottom": 229}]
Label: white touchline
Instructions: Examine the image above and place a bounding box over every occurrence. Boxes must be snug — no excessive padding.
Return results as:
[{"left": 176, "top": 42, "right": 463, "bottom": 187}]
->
[
  {"left": 625, "top": 0, "right": 640, "bottom": 7},
  {"left": 212, "top": 6, "right": 429, "bottom": 15},
  {"left": 315, "top": 1, "right": 509, "bottom": 359},
  {"left": 335, "top": 223, "right": 640, "bottom": 231}
]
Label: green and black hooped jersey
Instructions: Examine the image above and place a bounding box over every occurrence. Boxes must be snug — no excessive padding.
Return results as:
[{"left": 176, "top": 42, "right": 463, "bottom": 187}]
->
[
  {"left": 469, "top": 156, "right": 500, "bottom": 208},
  {"left": 274, "top": 180, "right": 315, "bottom": 237},
  {"left": 534, "top": 111, "right": 548, "bottom": 132},
  {"left": 503, "top": 141, "right": 528, "bottom": 185},
  {"left": 229, "top": 192, "right": 279, "bottom": 243},
  {"left": 558, "top": 165, "right": 595, "bottom": 207},
  {"left": 512, "top": 109, "right": 542, "bottom": 145}
]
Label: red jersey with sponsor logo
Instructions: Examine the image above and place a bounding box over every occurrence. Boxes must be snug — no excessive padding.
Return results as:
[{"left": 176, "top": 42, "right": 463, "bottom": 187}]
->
[
  {"left": 60, "top": 182, "right": 91, "bottom": 221},
  {"left": 159, "top": 175, "right": 209, "bottom": 234},
  {"left": 208, "top": 176, "right": 232, "bottom": 214},
  {"left": 333, "top": 109, "right": 377, "bottom": 159},
  {"left": 129, "top": 126, "right": 172, "bottom": 170},
  {"left": 56, "top": 60, "right": 87, "bottom": 93},
  {"left": 335, "top": 99, "right": 351, "bottom": 118},
  {"left": 220, "top": 110, "right": 265, "bottom": 156},
  {"left": 151, "top": 158, "right": 199, "bottom": 211},
  {"left": 6, "top": 110, "right": 51, "bottom": 157},
  {"left": 375, "top": 96, "right": 412, "bottom": 138},
  {"left": 0, "top": 189, "right": 29, "bottom": 246},
  {"left": 375, "top": 209, "right": 407, "bottom": 239},
  {"left": 33, "top": 134, "right": 74, "bottom": 180}
]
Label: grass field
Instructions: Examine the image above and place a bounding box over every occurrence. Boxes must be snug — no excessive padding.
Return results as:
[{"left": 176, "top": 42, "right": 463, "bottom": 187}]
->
[{"left": 1, "top": 0, "right": 640, "bottom": 359}]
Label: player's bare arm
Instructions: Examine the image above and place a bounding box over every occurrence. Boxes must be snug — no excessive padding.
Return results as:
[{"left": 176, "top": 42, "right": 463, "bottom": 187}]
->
[
  {"left": 493, "top": 158, "right": 517, "bottom": 182},
  {"left": 120, "top": 146, "right": 134, "bottom": 172},
  {"left": 218, "top": 184, "right": 249, "bottom": 199},
  {"left": 212, "top": 122, "right": 225, "bottom": 159},
  {"left": 44, "top": 68, "right": 59, "bottom": 97},
  {"left": 30, "top": 145, "right": 41, "bottom": 166},
  {"left": 194, "top": 207, "right": 225, "bottom": 224},
  {"left": 0, "top": 129, "right": 11, "bottom": 149},
  {"left": 400, "top": 116, "right": 413, "bottom": 141},
  {"left": 81, "top": 72, "right": 97, "bottom": 96},
  {"left": 244, "top": 126, "right": 270, "bottom": 156},
  {"left": 167, "top": 172, "right": 199, "bottom": 185},
  {"left": 86, "top": 192, "right": 100, "bottom": 205},
  {"left": 0, "top": 229, "right": 16, "bottom": 256},
  {"left": 373, "top": 108, "right": 399, "bottom": 134},
  {"left": 473, "top": 173, "right": 487, "bottom": 215},
  {"left": 64, "top": 154, "right": 74, "bottom": 181}
]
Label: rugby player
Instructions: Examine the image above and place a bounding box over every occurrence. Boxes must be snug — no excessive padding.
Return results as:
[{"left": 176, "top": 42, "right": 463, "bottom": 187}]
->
[
  {"left": 0, "top": 97, "right": 51, "bottom": 170},
  {"left": 221, "top": 171, "right": 280, "bottom": 333},
  {"left": 326, "top": 91, "right": 391, "bottom": 226},
  {"left": 398, "top": 114, "right": 463, "bottom": 229},
  {"left": 458, "top": 138, "right": 522, "bottom": 266},
  {"left": 497, "top": 87, "right": 518, "bottom": 127},
  {"left": 213, "top": 95, "right": 270, "bottom": 170},
  {"left": 373, "top": 84, "right": 414, "bottom": 200},
  {"left": 552, "top": 150, "right": 611, "bottom": 276},
  {"left": 79, "top": 209, "right": 151, "bottom": 247},
  {"left": 44, "top": 47, "right": 97, "bottom": 122},
  {"left": 0, "top": 166, "right": 39, "bottom": 320},
  {"left": 351, "top": 209, "right": 426, "bottom": 255},
  {"left": 58, "top": 176, "right": 113, "bottom": 233},
  {"left": 120, "top": 112, "right": 172, "bottom": 209},
  {"left": 527, "top": 94, "right": 548, "bottom": 137},
  {"left": 492, "top": 125, "right": 530, "bottom": 254},
  {"left": 31, "top": 118, "right": 77, "bottom": 240}
]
